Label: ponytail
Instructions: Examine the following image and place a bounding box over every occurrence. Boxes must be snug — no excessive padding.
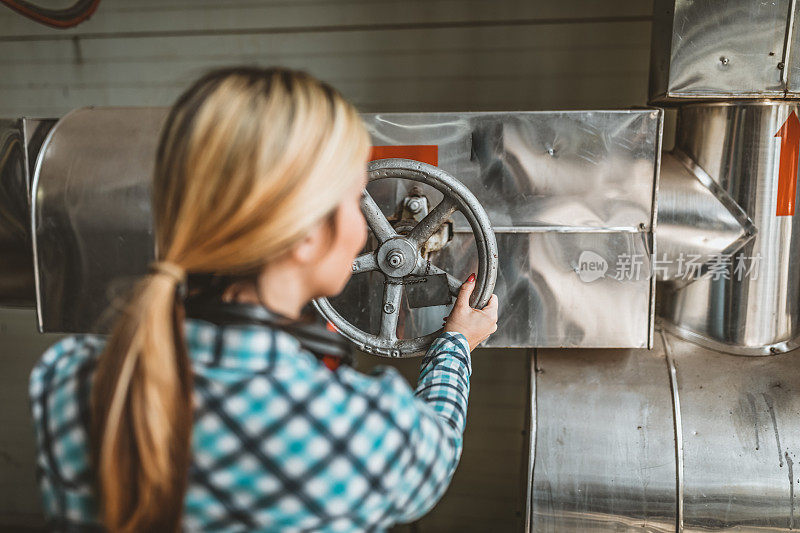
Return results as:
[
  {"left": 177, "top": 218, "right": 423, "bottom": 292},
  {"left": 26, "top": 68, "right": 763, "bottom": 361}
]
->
[{"left": 90, "top": 262, "right": 193, "bottom": 531}]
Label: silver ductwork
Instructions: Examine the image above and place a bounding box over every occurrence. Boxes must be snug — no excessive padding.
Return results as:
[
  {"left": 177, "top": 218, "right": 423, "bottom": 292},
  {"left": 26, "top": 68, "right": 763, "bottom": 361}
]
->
[
  {"left": 650, "top": 0, "right": 800, "bottom": 101},
  {"left": 659, "top": 103, "right": 800, "bottom": 355},
  {"left": 646, "top": 0, "right": 800, "bottom": 356},
  {"left": 30, "top": 108, "right": 161, "bottom": 332},
  {"left": 529, "top": 326, "right": 800, "bottom": 531},
  {"left": 655, "top": 150, "right": 755, "bottom": 285},
  {"left": 526, "top": 3, "right": 800, "bottom": 531},
  {"left": 0, "top": 118, "right": 55, "bottom": 307},
  {"left": 28, "top": 107, "right": 662, "bottom": 349},
  {"left": 0, "top": 119, "right": 31, "bottom": 306}
]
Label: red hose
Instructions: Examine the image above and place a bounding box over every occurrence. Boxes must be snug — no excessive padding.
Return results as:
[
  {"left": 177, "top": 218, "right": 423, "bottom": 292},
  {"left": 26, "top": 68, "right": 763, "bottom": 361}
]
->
[{"left": 0, "top": 0, "right": 101, "bottom": 29}]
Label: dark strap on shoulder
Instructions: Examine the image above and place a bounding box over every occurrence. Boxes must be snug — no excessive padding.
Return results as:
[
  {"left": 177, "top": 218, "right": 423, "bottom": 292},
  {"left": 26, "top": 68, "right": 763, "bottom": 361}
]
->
[{"left": 183, "top": 295, "right": 355, "bottom": 369}]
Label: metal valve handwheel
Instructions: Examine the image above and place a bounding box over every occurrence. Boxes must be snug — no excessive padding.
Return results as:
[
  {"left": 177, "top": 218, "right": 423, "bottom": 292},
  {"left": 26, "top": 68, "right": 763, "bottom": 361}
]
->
[{"left": 312, "top": 158, "right": 498, "bottom": 358}]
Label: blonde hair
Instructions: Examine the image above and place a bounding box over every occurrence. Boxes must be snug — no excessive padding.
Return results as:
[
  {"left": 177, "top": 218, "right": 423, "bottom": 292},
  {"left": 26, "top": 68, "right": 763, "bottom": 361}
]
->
[{"left": 90, "top": 66, "right": 370, "bottom": 532}]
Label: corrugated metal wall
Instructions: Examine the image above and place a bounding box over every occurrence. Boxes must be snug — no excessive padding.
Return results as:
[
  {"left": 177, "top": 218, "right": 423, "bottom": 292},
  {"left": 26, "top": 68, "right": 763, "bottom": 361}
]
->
[{"left": 0, "top": 1, "right": 654, "bottom": 530}]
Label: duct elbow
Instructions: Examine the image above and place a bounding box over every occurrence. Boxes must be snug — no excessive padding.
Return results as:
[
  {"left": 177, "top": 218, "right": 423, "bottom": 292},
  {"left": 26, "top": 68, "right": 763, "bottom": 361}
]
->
[{"left": 655, "top": 150, "right": 755, "bottom": 286}]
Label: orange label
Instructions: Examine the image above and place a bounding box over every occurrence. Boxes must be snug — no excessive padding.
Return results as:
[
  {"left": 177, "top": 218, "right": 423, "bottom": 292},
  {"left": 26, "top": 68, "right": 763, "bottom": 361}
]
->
[
  {"left": 370, "top": 145, "right": 438, "bottom": 166},
  {"left": 776, "top": 111, "right": 800, "bottom": 216}
]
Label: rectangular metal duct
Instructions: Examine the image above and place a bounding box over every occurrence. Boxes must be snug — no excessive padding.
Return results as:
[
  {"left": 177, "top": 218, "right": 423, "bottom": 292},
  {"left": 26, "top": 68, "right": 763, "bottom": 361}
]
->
[
  {"left": 650, "top": 0, "right": 800, "bottom": 102},
  {"left": 30, "top": 108, "right": 662, "bottom": 349}
]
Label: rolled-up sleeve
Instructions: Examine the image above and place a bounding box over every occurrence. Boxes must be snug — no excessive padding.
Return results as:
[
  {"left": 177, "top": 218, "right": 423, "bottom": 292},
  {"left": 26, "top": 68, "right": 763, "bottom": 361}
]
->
[{"left": 356, "top": 331, "right": 472, "bottom": 524}]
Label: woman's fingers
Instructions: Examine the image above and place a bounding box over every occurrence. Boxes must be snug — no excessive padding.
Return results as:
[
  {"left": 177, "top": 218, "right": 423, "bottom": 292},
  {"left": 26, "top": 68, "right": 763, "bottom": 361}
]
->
[
  {"left": 484, "top": 294, "right": 499, "bottom": 316},
  {"left": 453, "top": 273, "right": 476, "bottom": 309},
  {"left": 475, "top": 293, "right": 499, "bottom": 318}
]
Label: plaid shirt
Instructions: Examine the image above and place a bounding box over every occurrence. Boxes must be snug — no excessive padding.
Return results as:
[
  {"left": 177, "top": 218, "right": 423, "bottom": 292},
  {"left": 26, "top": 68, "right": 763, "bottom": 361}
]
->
[{"left": 28, "top": 318, "right": 472, "bottom": 532}]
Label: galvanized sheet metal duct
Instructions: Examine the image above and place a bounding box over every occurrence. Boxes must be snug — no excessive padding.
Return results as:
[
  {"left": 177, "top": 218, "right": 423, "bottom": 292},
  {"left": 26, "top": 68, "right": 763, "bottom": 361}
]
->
[
  {"left": 659, "top": 103, "right": 800, "bottom": 355},
  {"left": 29, "top": 107, "right": 662, "bottom": 349},
  {"left": 528, "top": 326, "right": 800, "bottom": 531},
  {"left": 650, "top": 0, "right": 800, "bottom": 101},
  {"left": 0, "top": 118, "right": 55, "bottom": 307}
]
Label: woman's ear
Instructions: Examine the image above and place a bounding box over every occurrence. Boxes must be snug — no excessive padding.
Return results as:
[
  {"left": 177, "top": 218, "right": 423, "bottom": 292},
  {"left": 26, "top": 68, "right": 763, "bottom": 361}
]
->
[{"left": 290, "top": 214, "right": 335, "bottom": 265}]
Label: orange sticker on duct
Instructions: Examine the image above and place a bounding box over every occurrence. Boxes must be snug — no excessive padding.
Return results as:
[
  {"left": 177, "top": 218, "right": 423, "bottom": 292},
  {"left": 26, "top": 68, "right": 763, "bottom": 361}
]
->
[
  {"left": 370, "top": 145, "right": 438, "bottom": 166},
  {"left": 775, "top": 111, "right": 800, "bottom": 216}
]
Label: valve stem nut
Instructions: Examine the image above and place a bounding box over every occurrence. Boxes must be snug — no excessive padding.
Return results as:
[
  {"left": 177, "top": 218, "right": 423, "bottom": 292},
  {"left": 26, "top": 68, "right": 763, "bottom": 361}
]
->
[
  {"left": 387, "top": 250, "right": 404, "bottom": 268},
  {"left": 407, "top": 198, "right": 423, "bottom": 214}
]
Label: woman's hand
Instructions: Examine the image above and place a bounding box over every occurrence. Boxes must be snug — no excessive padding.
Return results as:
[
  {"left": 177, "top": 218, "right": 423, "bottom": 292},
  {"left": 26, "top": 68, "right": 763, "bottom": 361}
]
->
[{"left": 442, "top": 273, "right": 499, "bottom": 352}]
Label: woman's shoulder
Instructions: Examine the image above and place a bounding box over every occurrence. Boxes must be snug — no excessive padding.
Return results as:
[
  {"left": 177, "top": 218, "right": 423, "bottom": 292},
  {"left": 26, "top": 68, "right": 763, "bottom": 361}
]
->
[
  {"left": 28, "top": 334, "right": 104, "bottom": 528},
  {"left": 29, "top": 334, "right": 107, "bottom": 390},
  {"left": 29, "top": 335, "right": 106, "bottom": 425},
  {"left": 184, "top": 317, "right": 322, "bottom": 374}
]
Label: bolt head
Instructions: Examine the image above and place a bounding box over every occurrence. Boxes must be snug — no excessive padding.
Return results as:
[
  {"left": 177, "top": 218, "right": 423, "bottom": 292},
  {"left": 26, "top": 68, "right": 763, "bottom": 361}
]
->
[
  {"left": 383, "top": 303, "right": 395, "bottom": 314},
  {"left": 407, "top": 198, "right": 422, "bottom": 213},
  {"left": 387, "top": 251, "right": 404, "bottom": 267}
]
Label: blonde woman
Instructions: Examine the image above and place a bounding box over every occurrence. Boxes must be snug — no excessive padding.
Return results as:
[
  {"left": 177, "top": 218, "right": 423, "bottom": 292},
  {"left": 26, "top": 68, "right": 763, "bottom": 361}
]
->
[{"left": 28, "top": 66, "right": 499, "bottom": 532}]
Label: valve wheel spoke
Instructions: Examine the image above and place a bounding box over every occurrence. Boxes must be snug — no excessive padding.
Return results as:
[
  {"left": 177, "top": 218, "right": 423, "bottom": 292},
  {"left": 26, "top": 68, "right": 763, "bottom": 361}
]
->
[
  {"left": 361, "top": 190, "right": 397, "bottom": 243},
  {"left": 351, "top": 252, "right": 378, "bottom": 274},
  {"left": 407, "top": 195, "right": 458, "bottom": 247},
  {"left": 416, "top": 261, "right": 463, "bottom": 296},
  {"left": 379, "top": 280, "right": 403, "bottom": 342}
]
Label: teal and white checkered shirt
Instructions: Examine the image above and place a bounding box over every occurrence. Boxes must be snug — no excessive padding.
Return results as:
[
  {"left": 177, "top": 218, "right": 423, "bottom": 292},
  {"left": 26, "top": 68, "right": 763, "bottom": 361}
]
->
[{"left": 29, "top": 318, "right": 471, "bottom": 532}]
